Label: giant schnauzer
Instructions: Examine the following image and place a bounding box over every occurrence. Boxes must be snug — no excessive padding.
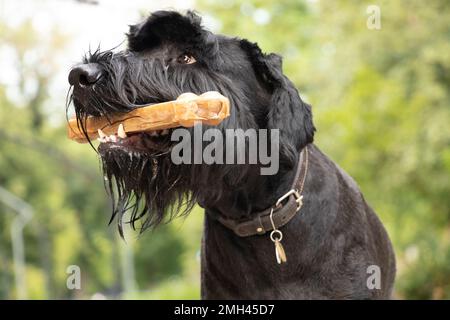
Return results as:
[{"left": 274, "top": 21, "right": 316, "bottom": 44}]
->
[{"left": 68, "top": 10, "right": 396, "bottom": 299}]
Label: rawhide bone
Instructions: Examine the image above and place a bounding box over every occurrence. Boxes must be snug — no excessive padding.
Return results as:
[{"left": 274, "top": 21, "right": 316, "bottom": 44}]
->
[{"left": 67, "top": 91, "right": 230, "bottom": 143}]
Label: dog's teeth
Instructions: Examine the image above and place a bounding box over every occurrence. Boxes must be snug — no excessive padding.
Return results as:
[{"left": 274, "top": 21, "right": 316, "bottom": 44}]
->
[
  {"left": 117, "top": 124, "right": 127, "bottom": 138},
  {"left": 150, "top": 131, "right": 159, "bottom": 137},
  {"left": 161, "top": 129, "right": 169, "bottom": 135},
  {"left": 109, "top": 135, "right": 117, "bottom": 142},
  {"left": 104, "top": 136, "right": 110, "bottom": 142},
  {"left": 98, "top": 129, "right": 106, "bottom": 139}
]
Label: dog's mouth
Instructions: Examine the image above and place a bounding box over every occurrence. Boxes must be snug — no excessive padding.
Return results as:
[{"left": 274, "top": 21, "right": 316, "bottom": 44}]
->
[
  {"left": 97, "top": 127, "right": 173, "bottom": 155},
  {"left": 68, "top": 91, "right": 230, "bottom": 156}
]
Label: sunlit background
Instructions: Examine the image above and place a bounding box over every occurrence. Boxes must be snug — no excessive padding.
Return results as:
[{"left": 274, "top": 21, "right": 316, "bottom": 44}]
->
[{"left": 0, "top": 0, "right": 449, "bottom": 299}]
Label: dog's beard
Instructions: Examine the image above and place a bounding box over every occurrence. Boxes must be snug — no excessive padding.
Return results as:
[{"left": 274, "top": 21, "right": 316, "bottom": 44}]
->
[
  {"left": 100, "top": 148, "right": 196, "bottom": 236},
  {"left": 66, "top": 49, "right": 205, "bottom": 235},
  {"left": 67, "top": 48, "right": 258, "bottom": 234}
]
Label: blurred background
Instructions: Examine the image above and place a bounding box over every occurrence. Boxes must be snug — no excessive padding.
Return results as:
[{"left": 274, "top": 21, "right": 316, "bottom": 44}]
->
[{"left": 0, "top": 0, "right": 449, "bottom": 299}]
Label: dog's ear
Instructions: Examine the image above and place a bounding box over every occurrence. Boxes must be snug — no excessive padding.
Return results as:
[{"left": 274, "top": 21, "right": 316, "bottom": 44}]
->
[{"left": 240, "top": 40, "right": 315, "bottom": 168}]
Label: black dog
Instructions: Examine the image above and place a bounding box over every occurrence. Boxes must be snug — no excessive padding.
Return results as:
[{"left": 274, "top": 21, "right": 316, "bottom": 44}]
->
[{"left": 68, "top": 10, "right": 396, "bottom": 299}]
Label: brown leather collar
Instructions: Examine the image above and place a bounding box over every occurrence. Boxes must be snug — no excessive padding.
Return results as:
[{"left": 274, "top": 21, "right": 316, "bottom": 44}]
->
[{"left": 217, "top": 146, "right": 309, "bottom": 237}]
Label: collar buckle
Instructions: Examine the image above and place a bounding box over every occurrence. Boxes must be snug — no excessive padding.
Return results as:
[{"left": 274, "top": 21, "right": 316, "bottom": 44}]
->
[{"left": 275, "top": 189, "right": 303, "bottom": 212}]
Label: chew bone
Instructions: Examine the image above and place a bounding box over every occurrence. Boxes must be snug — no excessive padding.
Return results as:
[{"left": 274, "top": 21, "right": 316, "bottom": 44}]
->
[{"left": 67, "top": 91, "right": 230, "bottom": 143}]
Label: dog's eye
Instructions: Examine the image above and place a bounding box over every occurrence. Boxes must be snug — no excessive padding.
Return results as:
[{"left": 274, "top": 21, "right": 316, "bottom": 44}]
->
[{"left": 178, "top": 54, "right": 196, "bottom": 65}]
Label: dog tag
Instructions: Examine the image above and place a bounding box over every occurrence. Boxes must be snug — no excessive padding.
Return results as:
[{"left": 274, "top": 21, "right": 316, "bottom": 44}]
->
[
  {"left": 270, "top": 229, "right": 287, "bottom": 264},
  {"left": 274, "top": 239, "right": 287, "bottom": 264}
]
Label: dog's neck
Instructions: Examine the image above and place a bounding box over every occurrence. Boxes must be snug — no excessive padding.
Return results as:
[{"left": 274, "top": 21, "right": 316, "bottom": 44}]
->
[{"left": 197, "top": 149, "right": 301, "bottom": 221}]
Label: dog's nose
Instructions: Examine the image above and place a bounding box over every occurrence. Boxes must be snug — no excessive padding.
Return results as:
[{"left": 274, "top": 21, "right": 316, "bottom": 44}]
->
[{"left": 68, "top": 63, "right": 103, "bottom": 87}]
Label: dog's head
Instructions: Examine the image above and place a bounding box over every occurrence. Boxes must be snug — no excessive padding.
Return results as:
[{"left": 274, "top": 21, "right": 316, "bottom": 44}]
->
[{"left": 68, "top": 10, "right": 314, "bottom": 234}]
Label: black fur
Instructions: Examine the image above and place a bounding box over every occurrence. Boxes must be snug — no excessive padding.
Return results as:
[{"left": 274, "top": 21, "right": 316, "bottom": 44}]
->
[{"left": 68, "top": 10, "right": 395, "bottom": 299}]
